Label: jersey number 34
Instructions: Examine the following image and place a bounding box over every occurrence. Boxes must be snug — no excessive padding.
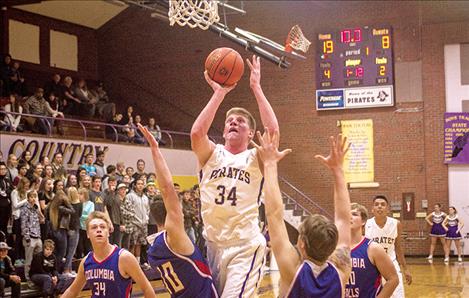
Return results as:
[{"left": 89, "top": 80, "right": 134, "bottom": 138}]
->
[{"left": 215, "top": 185, "right": 237, "bottom": 206}]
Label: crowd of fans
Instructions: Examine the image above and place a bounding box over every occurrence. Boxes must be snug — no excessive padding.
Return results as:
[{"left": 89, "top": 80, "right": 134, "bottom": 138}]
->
[
  {"left": 0, "top": 149, "right": 203, "bottom": 297},
  {"left": 1, "top": 54, "right": 164, "bottom": 145}
]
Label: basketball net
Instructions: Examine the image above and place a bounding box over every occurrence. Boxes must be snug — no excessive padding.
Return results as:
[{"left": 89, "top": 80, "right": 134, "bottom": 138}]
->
[
  {"left": 285, "top": 25, "right": 311, "bottom": 53},
  {"left": 168, "top": 0, "right": 220, "bottom": 30}
]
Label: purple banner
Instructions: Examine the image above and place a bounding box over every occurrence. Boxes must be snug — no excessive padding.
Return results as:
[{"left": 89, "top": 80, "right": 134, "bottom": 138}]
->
[{"left": 444, "top": 113, "right": 469, "bottom": 164}]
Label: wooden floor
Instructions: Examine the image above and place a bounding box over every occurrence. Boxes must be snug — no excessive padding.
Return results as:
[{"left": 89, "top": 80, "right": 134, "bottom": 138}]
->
[{"left": 77, "top": 257, "right": 469, "bottom": 297}]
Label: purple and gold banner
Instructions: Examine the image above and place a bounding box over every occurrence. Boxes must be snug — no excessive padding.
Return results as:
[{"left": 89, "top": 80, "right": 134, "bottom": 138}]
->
[{"left": 444, "top": 113, "right": 469, "bottom": 164}]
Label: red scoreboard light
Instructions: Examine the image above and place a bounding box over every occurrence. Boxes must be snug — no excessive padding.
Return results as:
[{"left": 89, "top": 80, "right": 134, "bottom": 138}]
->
[{"left": 316, "top": 26, "right": 394, "bottom": 110}]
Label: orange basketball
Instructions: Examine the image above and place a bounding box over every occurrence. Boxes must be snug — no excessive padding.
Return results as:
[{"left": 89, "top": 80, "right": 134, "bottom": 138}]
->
[{"left": 205, "top": 47, "right": 244, "bottom": 86}]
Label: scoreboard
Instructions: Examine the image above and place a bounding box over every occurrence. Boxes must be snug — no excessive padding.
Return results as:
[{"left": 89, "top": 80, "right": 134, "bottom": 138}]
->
[{"left": 316, "top": 26, "right": 394, "bottom": 110}]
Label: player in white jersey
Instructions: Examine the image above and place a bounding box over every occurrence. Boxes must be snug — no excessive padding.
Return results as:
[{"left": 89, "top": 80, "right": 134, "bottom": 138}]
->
[
  {"left": 365, "top": 195, "right": 412, "bottom": 298},
  {"left": 191, "top": 55, "right": 278, "bottom": 297}
]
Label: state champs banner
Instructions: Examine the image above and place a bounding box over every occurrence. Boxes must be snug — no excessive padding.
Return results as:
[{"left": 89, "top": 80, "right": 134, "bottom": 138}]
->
[{"left": 340, "top": 119, "right": 374, "bottom": 183}]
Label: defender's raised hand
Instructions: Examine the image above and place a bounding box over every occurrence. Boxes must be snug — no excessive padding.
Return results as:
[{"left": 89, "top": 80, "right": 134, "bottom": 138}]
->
[
  {"left": 246, "top": 55, "right": 261, "bottom": 88},
  {"left": 138, "top": 123, "right": 159, "bottom": 148},
  {"left": 251, "top": 127, "right": 291, "bottom": 165},
  {"left": 315, "top": 134, "right": 350, "bottom": 170}
]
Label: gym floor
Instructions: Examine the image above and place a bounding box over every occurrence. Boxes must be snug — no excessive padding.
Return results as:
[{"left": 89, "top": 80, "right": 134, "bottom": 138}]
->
[{"left": 75, "top": 257, "right": 468, "bottom": 297}]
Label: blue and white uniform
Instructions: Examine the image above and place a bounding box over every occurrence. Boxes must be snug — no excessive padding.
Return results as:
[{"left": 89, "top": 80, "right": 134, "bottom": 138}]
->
[
  {"left": 147, "top": 231, "right": 218, "bottom": 297},
  {"left": 345, "top": 238, "right": 382, "bottom": 298},
  {"left": 286, "top": 260, "right": 342, "bottom": 298},
  {"left": 84, "top": 246, "right": 132, "bottom": 298}
]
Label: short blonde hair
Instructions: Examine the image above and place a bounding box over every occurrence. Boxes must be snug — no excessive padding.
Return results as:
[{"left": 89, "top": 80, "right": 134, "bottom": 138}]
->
[
  {"left": 298, "top": 214, "right": 338, "bottom": 263},
  {"left": 85, "top": 211, "right": 111, "bottom": 231},
  {"left": 226, "top": 107, "right": 256, "bottom": 132}
]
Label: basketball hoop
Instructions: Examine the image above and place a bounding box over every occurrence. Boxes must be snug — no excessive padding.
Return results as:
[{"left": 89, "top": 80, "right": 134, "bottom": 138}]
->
[
  {"left": 285, "top": 25, "right": 311, "bottom": 53},
  {"left": 168, "top": 0, "right": 220, "bottom": 30}
]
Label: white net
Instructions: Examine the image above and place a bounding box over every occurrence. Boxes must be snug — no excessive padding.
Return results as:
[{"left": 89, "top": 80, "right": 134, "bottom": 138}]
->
[
  {"left": 168, "top": 0, "right": 220, "bottom": 30},
  {"left": 286, "top": 25, "right": 311, "bottom": 53}
]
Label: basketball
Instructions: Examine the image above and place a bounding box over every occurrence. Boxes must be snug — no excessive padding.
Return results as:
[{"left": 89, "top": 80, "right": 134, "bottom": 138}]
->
[{"left": 205, "top": 47, "right": 244, "bottom": 86}]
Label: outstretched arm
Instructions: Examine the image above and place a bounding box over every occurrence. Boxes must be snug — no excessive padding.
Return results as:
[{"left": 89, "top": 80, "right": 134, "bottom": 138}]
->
[
  {"left": 251, "top": 129, "right": 299, "bottom": 284},
  {"left": 139, "top": 124, "right": 193, "bottom": 255},
  {"left": 120, "top": 251, "right": 156, "bottom": 298},
  {"left": 247, "top": 56, "right": 279, "bottom": 133},
  {"left": 395, "top": 221, "right": 412, "bottom": 285},
  {"left": 315, "top": 135, "right": 352, "bottom": 282},
  {"left": 191, "top": 72, "right": 236, "bottom": 166},
  {"left": 369, "top": 243, "right": 398, "bottom": 298},
  {"left": 61, "top": 258, "right": 86, "bottom": 297}
]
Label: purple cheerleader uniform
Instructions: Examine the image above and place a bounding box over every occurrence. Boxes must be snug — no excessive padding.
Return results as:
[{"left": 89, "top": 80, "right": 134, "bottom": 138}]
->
[
  {"left": 446, "top": 215, "right": 462, "bottom": 240},
  {"left": 430, "top": 212, "right": 447, "bottom": 237}
]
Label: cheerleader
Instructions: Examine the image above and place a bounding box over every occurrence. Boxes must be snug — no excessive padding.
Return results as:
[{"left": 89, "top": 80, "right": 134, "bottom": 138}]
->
[
  {"left": 443, "top": 207, "right": 464, "bottom": 264},
  {"left": 425, "top": 203, "right": 448, "bottom": 261}
]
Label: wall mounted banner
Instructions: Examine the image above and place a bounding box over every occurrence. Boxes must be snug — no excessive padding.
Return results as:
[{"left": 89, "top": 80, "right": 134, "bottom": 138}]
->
[
  {"left": 0, "top": 133, "right": 198, "bottom": 189},
  {"left": 340, "top": 119, "right": 374, "bottom": 183},
  {"left": 444, "top": 112, "right": 469, "bottom": 164}
]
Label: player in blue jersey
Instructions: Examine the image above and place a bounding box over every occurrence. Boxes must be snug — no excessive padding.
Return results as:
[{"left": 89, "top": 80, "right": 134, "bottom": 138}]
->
[
  {"left": 138, "top": 124, "right": 218, "bottom": 297},
  {"left": 62, "top": 211, "right": 156, "bottom": 298},
  {"left": 346, "top": 203, "right": 398, "bottom": 298},
  {"left": 252, "top": 130, "right": 352, "bottom": 297}
]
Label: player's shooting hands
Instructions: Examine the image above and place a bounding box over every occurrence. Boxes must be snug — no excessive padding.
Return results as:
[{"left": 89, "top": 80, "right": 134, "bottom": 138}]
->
[
  {"left": 315, "top": 134, "right": 350, "bottom": 171},
  {"left": 204, "top": 71, "right": 236, "bottom": 95},
  {"left": 251, "top": 127, "right": 291, "bottom": 166},
  {"left": 246, "top": 55, "right": 261, "bottom": 88}
]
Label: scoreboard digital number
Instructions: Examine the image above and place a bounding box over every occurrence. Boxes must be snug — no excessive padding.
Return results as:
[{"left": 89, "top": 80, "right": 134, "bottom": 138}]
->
[{"left": 316, "top": 26, "right": 394, "bottom": 110}]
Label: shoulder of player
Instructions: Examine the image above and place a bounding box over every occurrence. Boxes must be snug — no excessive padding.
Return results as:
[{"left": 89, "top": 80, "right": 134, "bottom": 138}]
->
[
  {"left": 118, "top": 249, "right": 136, "bottom": 264},
  {"left": 329, "top": 245, "right": 351, "bottom": 274},
  {"left": 367, "top": 241, "right": 385, "bottom": 264}
]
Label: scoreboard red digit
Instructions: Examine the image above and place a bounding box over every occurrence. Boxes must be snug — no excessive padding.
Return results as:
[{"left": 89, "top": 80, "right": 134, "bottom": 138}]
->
[{"left": 316, "top": 26, "right": 394, "bottom": 110}]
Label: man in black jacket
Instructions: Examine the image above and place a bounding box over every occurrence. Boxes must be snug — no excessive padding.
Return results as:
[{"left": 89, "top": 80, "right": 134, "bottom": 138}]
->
[{"left": 0, "top": 242, "right": 21, "bottom": 298}]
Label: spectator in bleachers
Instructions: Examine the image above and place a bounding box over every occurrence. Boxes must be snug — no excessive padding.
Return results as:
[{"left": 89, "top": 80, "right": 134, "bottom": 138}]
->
[
  {"left": 27, "top": 163, "right": 43, "bottom": 186},
  {"left": 1, "top": 54, "right": 13, "bottom": 96},
  {"left": 102, "top": 165, "right": 117, "bottom": 190},
  {"left": 0, "top": 162, "right": 13, "bottom": 237},
  {"left": 127, "top": 178, "right": 149, "bottom": 269},
  {"left": 104, "top": 177, "right": 121, "bottom": 246},
  {"left": 94, "top": 150, "right": 106, "bottom": 178},
  {"left": 145, "top": 181, "right": 161, "bottom": 236},
  {"left": 91, "top": 81, "right": 115, "bottom": 122},
  {"left": 9, "top": 61, "right": 27, "bottom": 96},
  {"left": 51, "top": 152, "right": 67, "bottom": 182},
  {"left": 0, "top": 242, "right": 21, "bottom": 298},
  {"left": 74, "top": 79, "right": 96, "bottom": 118},
  {"left": 122, "top": 105, "right": 134, "bottom": 126},
  {"left": 30, "top": 239, "right": 59, "bottom": 297},
  {"left": 146, "top": 117, "right": 165, "bottom": 146},
  {"left": 126, "top": 167, "right": 134, "bottom": 182},
  {"left": 24, "top": 88, "right": 56, "bottom": 135},
  {"left": 81, "top": 153, "right": 97, "bottom": 177},
  {"left": 46, "top": 92, "right": 65, "bottom": 135},
  {"left": 116, "top": 161, "right": 125, "bottom": 181},
  {"left": 38, "top": 178, "right": 54, "bottom": 241},
  {"left": 3, "top": 94, "right": 23, "bottom": 132},
  {"left": 125, "top": 117, "right": 145, "bottom": 144},
  {"left": 53, "top": 179, "right": 65, "bottom": 194},
  {"left": 119, "top": 183, "right": 134, "bottom": 250},
  {"left": 21, "top": 190, "right": 44, "bottom": 282},
  {"left": 76, "top": 167, "right": 87, "bottom": 187},
  {"left": 44, "top": 74, "right": 62, "bottom": 100},
  {"left": 44, "top": 164, "right": 54, "bottom": 180},
  {"left": 61, "top": 76, "right": 79, "bottom": 116},
  {"left": 133, "top": 159, "right": 146, "bottom": 181},
  {"left": 64, "top": 187, "right": 81, "bottom": 277},
  {"left": 13, "top": 161, "right": 28, "bottom": 187},
  {"left": 79, "top": 175, "right": 91, "bottom": 190},
  {"left": 106, "top": 113, "right": 129, "bottom": 142},
  {"left": 77, "top": 188, "right": 93, "bottom": 258},
  {"left": 65, "top": 174, "right": 78, "bottom": 191},
  {"left": 6, "top": 154, "right": 18, "bottom": 183},
  {"left": 89, "top": 176, "right": 105, "bottom": 213},
  {"left": 49, "top": 190, "right": 75, "bottom": 271},
  {"left": 19, "top": 150, "right": 32, "bottom": 170},
  {"left": 39, "top": 156, "right": 50, "bottom": 167},
  {"left": 11, "top": 177, "right": 29, "bottom": 263}
]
